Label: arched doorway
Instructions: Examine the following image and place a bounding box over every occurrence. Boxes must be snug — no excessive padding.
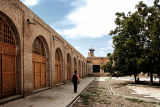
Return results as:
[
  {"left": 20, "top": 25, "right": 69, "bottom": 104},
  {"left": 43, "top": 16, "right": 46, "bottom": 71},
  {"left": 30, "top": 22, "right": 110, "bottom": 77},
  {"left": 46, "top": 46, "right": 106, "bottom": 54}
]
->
[
  {"left": 32, "top": 37, "right": 46, "bottom": 90},
  {"left": 78, "top": 60, "right": 81, "bottom": 78},
  {"left": 67, "top": 54, "right": 71, "bottom": 81},
  {"left": 55, "top": 48, "right": 63, "bottom": 84},
  {"left": 74, "top": 58, "right": 77, "bottom": 72},
  {"left": 0, "top": 15, "right": 18, "bottom": 97},
  {"left": 84, "top": 63, "right": 86, "bottom": 77},
  {"left": 82, "top": 62, "right": 84, "bottom": 77}
]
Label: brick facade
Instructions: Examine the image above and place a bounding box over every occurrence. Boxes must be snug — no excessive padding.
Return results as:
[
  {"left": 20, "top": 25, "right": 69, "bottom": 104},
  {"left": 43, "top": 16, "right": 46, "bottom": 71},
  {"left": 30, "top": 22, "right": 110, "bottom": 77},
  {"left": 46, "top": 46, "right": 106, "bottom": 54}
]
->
[
  {"left": 87, "top": 48, "right": 110, "bottom": 74},
  {"left": 87, "top": 57, "right": 110, "bottom": 73},
  {"left": 0, "top": 0, "right": 90, "bottom": 97}
]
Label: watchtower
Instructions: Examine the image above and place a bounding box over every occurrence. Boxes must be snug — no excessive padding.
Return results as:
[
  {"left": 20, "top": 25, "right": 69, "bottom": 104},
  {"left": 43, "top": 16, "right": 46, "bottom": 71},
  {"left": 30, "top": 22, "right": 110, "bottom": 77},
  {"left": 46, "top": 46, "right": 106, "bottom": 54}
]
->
[{"left": 88, "top": 48, "right": 95, "bottom": 57}]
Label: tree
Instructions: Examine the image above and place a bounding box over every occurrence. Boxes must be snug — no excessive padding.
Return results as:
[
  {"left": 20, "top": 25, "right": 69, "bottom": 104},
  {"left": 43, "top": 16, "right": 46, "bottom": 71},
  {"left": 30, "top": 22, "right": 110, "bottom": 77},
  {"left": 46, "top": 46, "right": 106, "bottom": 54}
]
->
[
  {"left": 102, "top": 54, "right": 115, "bottom": 76},
  {"left": 110, "top": 0, "right": 160, "bottom": 84},
  {"left": 136, "top": 0, "right": 160, "bottom": 84},
  {"left": 144, "top": 0, "right": 160, "bottom": 84},
  {"left": 110, "top": 2, "right": 147, "bottom": 83},
  {"left": 107, "top": 53, "right": 111, "bottom": 57}
]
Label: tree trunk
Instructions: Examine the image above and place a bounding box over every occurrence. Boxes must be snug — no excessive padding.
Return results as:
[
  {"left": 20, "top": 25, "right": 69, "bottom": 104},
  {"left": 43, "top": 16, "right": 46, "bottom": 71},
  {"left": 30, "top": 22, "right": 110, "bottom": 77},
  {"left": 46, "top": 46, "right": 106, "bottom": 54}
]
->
[
  {"left": 134, "top": 74, "right": 137, "bottom": 83},
  {"left": 150, "top": 72, "right": 153, "bottom": 85}
]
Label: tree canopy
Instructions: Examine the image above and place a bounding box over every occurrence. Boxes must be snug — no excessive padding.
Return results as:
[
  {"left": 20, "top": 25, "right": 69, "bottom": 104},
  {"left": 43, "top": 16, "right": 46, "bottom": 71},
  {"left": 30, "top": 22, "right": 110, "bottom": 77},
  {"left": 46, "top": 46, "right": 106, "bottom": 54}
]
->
[{"left": 109, "top": 0, "right": 160, "bottom": 84}]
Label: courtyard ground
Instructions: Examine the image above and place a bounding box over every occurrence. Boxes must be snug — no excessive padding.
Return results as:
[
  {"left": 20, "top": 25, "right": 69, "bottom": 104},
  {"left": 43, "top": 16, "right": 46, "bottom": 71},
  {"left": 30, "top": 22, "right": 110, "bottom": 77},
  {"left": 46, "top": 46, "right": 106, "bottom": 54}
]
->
[
  {"left": 0, "top": 77, "right": 94, "bottom": 107},
  {"left": 1, "top": 77, "right": 160, "bottom": 107},
  {"left": 72, "top": 77, "right": 160, "bottom": 107}
]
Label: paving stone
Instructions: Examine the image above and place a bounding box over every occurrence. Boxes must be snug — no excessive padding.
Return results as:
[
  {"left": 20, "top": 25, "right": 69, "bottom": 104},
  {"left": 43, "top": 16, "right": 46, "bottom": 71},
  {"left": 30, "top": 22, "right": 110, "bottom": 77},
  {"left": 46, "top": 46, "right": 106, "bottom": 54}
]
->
[{"left": 0, "top": 77, "right": 94, "bottom": 107}]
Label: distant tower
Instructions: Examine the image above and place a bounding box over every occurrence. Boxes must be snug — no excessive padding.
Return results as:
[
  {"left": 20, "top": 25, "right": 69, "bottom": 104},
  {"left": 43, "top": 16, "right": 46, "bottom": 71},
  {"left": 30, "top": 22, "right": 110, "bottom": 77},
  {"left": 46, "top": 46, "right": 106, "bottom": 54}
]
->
[{"left": 88, "top": 47, "right": 95, "bottom": 57}]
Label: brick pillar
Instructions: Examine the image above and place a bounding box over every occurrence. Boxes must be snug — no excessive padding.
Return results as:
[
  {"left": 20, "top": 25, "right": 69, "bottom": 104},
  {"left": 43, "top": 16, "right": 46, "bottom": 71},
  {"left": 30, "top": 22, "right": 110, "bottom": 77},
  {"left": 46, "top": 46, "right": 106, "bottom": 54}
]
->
[{"left": 23, "top": 20, "right": 33, "bottom": 96}]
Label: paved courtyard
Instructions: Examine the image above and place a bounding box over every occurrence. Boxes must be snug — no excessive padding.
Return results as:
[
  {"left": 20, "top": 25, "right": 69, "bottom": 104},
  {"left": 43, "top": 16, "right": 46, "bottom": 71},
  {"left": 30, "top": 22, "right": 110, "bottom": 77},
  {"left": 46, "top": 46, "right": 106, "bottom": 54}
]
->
[
  {"left": 1, "top": 77, "right": 160, "bottom": 107},
  {"left": 73, "top": 77, "right": 160, "bottom": 107},
  {"left": 100, "top": 77, "right": 160, "bottom": 100},
  {"left": 0, "top": 77, "right": 94, "bottom": 107}
]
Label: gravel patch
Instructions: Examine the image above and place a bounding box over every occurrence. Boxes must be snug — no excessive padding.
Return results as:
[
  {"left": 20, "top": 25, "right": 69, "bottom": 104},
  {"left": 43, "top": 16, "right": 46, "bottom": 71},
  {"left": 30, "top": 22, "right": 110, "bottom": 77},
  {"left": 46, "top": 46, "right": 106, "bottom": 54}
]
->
[{"left": 72, "top": 77, "right": 160, "bottom": 107}]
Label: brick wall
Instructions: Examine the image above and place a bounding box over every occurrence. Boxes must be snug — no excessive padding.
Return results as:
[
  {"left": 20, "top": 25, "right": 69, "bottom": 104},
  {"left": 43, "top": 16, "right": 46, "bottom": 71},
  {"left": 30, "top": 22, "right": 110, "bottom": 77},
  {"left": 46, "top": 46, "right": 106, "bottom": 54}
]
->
[{"left": 0, "top": 0, "right": 91, "bottom": 97}]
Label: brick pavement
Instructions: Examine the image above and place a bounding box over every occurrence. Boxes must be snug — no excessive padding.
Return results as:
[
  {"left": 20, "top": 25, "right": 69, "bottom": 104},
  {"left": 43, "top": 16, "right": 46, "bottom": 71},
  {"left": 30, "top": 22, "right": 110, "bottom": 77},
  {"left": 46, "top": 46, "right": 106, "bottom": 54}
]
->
[{"left": 0, "top": 77, "right": 94, "bottom": 107}]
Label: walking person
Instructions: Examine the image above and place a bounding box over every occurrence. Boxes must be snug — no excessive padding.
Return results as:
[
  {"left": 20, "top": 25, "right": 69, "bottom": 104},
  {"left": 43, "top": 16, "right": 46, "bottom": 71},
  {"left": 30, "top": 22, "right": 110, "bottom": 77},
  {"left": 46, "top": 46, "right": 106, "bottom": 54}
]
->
[{"left": 72, "top": 71, "right": 80, "bottom": 93}]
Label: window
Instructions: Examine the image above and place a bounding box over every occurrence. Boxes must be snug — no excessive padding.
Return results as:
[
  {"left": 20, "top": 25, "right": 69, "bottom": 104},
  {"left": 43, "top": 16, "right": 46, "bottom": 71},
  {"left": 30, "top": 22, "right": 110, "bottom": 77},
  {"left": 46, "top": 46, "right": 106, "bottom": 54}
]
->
[
  {"left": 93, "top": 65, "right": 100, "bottom": 73},
  {"left": 32, "top": 37, "right": 45, "bottom": 56},
  {"left": 0, "top": 16, "right": 15, "bottom": 45}
]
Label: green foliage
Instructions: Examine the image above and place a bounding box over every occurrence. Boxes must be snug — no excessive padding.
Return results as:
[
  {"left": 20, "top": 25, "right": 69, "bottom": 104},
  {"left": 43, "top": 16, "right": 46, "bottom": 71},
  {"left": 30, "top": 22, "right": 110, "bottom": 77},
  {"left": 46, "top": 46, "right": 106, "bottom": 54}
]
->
[
  {"left": 126, "top": 98, "right": 160, "bottom": 105},
  {"left": 107, "top": 53, "right": 111, "bottom": 57},
  {"left": 80, "top": 94, "right": 90, "bottom": 105},
  {"left": 102, "top": 54, "right": 116, "bottom": 76},
  {"left": 109, "top": 0, "right": 160, "bottom": 83}
]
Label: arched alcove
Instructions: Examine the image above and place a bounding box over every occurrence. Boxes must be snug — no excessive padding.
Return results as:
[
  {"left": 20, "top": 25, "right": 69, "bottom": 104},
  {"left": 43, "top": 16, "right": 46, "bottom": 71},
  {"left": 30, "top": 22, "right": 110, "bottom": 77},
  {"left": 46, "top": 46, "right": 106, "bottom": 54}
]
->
[
  {"left": 55, "top": 48, "right": 63, "bottom": 84},
  {"left": 67, "top": 53, "right": 71, "bottom": 81},
  {"left": 32, "top": 36, "right": 49, "bottom": 90},
  {"left": 0, "top": 11, "right": 21, "bottom": 98}
]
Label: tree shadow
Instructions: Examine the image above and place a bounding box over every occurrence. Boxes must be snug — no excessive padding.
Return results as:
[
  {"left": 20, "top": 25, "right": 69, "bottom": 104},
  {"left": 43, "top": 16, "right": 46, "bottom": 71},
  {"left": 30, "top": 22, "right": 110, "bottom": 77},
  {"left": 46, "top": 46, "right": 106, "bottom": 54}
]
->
[{"left": 126, "top": 80, "right": 160, "bottom": 87}]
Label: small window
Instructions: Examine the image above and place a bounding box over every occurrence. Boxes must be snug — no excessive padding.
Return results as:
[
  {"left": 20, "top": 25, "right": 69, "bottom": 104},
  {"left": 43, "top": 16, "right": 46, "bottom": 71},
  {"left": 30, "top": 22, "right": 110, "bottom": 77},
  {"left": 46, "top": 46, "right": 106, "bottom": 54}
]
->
[
  {"left": 32, "top": 37, "right": 46, "bottom": 56},
  {"left": 0, "top": 16, "right": 15, "bottom": 45},
  {"left": 93, "top": 65, "right": 100, "bottom": 73}
]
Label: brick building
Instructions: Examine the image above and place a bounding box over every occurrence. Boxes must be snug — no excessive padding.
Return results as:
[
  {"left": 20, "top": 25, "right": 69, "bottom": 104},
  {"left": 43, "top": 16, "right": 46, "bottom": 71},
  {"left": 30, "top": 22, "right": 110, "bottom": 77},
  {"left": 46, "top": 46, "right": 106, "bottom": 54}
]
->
[
  {"left": 87, "top": 48, "right": 110, "bottom": 74},
  {"left": 0, "top": 0, "right": 91, "bottom": 98}
]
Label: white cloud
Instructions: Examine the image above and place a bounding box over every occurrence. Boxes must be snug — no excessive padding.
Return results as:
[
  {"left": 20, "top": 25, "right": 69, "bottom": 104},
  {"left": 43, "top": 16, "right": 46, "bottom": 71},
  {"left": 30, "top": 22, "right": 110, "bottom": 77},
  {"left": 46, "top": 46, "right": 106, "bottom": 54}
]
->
[
  {"left": 96, "top": 40, "right": 113, "bottom": 56},
  {"left": 21, "top": 0, "right": 41, "bottom": 7},
  {"left": 106, "top": 40, "right": 114, "bottom": 54},
  {"left": 96, "top": 50, "right": 106, "bottom": 56},
  {"left": 57, "top": 0, "right": 153, "bottom": 38},
  {"left": 51, "top": 0, "right": 71, "bottom": 3},
  {"left": 106, "top": 39, "right": 113, "bottom": 50},
  {"left": 100, "top": 48, "right": 107, "bottom": 50},
  {"left": 75, "top": 46, "right": 80, "bottom": 50},
  {"left": 70, "top": 0, "right": 86, "bottom": 7}
]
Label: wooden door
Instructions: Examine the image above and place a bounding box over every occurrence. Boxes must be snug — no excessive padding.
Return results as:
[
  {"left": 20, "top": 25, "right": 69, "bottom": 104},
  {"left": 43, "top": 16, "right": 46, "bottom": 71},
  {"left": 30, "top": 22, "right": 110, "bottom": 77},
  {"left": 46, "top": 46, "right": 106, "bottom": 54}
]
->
[
  {"left": 55, "top": 50, "right": 61, "bottom": 84},
  {"left": 56, "top": 65, "right": 58, "bottom": 83},
  {"left": 67, "top": 54, "right": 71, "bottom": 81},
  {"left": 67, "top": 67, "right": 69, "bottom": 81},
  {"left": 35, "top": 62, "right": 41, "bottom": 89},
  {"left": 0, "top": 16, "right": 16, "bottom": 98},
  {"left": 41, "top": 63, "right": 46, "bottom": 87},
  {"left": 79, "top": 63, "right": 81, "bottom": 78},
  {"left": 67, "top": 65, "right": 70, "bottom": 81},
  {"left": 0, "top": 53, "right": 2, "bottom": 94},
  {"left": 32, "top": 37, "right": 46, "bottom": 90},
  {"left": 74, "top": 58, "right": 77, "bottom": 72},
  {"left": 0, "top": 43, "right": 16, "bottom": 97},
  {"left": 32, "top": 54, "right": 46, "bottom": 90},
  {"left": 78, "top": 62, "right": 80, "bottom": 77},
  {"left": 56, "top": 65, "right": 61, "bottom": 83},
  {"left": 2, "top": 53, "right": 16, "bottom": 94}
]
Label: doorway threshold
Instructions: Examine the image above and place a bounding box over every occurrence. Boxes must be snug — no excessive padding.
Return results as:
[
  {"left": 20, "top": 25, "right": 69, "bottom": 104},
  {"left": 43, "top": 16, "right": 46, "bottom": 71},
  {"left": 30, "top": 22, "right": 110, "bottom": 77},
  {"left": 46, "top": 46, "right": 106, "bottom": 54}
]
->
[
  {"left": 55, "top": 83, "right": 65, "bottom": 87},
  {"left": 0, "top": 95, "right": 23, "bottom": 104},
  {"left": 33, "top": 87, "right": 51, "bottom": 93}
]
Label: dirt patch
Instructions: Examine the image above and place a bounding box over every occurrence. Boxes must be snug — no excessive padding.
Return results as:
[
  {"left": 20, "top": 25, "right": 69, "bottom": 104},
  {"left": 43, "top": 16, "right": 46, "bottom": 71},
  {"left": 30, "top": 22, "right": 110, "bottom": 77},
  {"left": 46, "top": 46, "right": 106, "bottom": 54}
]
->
[{"left": 72, "top": 78, "right": 160, "bottom": 107}]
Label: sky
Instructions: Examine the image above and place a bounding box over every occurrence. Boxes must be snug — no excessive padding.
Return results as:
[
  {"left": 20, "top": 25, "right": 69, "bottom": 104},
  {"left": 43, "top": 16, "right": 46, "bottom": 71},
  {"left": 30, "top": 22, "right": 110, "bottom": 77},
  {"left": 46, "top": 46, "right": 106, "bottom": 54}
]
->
[{"left": 21, "top": 0, "right": 153, "bottom": 57}]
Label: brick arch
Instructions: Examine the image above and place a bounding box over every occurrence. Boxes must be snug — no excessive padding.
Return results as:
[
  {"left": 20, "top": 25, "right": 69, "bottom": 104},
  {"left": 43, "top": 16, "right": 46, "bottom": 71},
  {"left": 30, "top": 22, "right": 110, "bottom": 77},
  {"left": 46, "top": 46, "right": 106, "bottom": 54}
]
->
[
  {"left": 0, "top": 11, "right": 20, "bottom": 46},
  {"left": 0, "top": 11, "right": 21, "bottom": 97},
  {"left": 32, "top": 36, "right": 50, "bottom": 90},
  {"left": 32, "top": 35, "right": 49, "bottom": 58},
  {"left": 66, "top": 53, "right": 71, "bottom": 81},
  {"left": 55, "top": 48, "right": 63, "bottom": 84}
]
